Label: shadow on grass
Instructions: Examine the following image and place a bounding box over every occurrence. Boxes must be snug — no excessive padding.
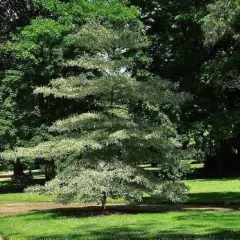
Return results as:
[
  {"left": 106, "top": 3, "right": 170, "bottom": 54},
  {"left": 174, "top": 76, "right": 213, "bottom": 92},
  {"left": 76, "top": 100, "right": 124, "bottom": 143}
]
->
[
  {"left": 28, "top": 228, "right": 148, "bottom": 240},
  {"left": 187, "top": 192, "right": 240, "bottom": 205},
  {"left": 20, "top": 210, "right": 240, "bottom": 240},
  {"left": 0, "top": 181, "right": 24, "bottom": 193},
  {"left": 28, "top": 233, "right": 240, "bottom": 240},
  {"left": 0, "top": 180, "right": 45, "bottom": 194},
  {"left": 27, "top": 226, "right": 240, "bottom": 240},
  {"left": 25, "top": 205, "right": 175, "bottom": 220},
  {"left": 23, "top": 204, "right": 240, "bottom": 221},
  {"left": 187, "top": 178, "right": 240, "bottom": 181},
  {"left": 142, "top": 192, "right": 240, "bottom": 205}
]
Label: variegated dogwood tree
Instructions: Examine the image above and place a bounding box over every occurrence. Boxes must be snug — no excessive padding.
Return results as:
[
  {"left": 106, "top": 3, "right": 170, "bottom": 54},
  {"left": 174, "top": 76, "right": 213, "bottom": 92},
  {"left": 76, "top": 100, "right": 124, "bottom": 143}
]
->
[{"left": 2, "top": 22, "right": 189, "bottom": 208}]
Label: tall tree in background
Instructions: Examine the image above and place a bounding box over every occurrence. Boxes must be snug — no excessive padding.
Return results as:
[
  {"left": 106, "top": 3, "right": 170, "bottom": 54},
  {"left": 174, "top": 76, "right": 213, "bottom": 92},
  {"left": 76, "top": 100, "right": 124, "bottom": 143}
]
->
[
  {"left": 129, "top": 0, "right": 211, "bottom": 161},
  {"left": 0, "top": 0, "right": 141, "bottom": 179},
  {"left": 0, "top": 0, "right": 51, "bottom": 176},
  {"left": 130, "top": 0, "right": 240, "bottom": 175},
  {"left": 195, "top": 0, "right": 240, "bottom": 173}
]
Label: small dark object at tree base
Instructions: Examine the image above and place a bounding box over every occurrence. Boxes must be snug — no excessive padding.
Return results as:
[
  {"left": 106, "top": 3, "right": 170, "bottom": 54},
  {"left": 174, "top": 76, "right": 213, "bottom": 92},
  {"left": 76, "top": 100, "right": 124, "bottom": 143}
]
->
[{"left": 101, "top": 191, "right": 107, "bottom": 210}]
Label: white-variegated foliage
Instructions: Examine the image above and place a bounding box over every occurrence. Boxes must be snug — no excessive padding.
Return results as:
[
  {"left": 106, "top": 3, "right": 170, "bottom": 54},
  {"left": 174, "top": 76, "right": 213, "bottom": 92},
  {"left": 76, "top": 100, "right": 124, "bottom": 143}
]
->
[{"left": 4, "top": 22, "right": 188, "bottom": 204}]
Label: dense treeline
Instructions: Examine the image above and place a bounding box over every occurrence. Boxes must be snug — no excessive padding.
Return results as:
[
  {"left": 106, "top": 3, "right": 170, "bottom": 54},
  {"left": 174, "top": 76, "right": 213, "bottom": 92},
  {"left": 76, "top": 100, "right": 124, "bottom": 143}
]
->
[
  {"left": 131, "top": 0, "right": 240, "bottom": 175},
  {"left": 0, "top": 0, "right": 239, "bottom": 204}
]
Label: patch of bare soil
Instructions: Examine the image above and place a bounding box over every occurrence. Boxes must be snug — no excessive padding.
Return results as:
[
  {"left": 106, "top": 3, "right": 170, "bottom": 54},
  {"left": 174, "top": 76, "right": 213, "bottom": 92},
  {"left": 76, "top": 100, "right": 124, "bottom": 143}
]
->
[
  {"left": 0, "top": 203, "right": 239, "bottom": 217},
  {"left": 0, "top": 202, "right": 82, "bottom": 216},
  {"left": 0, "top": 233, "right": 7, "bottom": 240}
]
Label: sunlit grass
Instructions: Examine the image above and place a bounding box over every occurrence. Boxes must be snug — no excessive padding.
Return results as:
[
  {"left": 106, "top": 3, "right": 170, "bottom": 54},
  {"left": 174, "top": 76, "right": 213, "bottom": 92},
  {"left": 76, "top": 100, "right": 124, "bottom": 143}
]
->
[
  {"left": 0, "top": 172, "right": 239, "bottom": 239},
  {"left": 1, "top": 178, "right": 240, "bottom": 204},
  {"left": 191, "top": 163, "right": 204, "bottom": 169},
  {"left": 185, "top": 178, "right": 240, "bottom": 193},
  {"left": 0, "top": 193, "right": 54, "bottom": 203},
  {"left": 185, "top": 178, "right": 240, "bottom": 204},
  {"left": 0, "top": 208, "right": 239, "bottom": 239}
]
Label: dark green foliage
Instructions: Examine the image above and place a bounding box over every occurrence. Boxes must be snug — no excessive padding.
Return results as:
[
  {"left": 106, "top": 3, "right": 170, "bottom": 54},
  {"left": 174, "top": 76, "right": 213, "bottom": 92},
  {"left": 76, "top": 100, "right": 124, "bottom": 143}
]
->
[
  {"left": 2, "top": 0, "right": 239, "bottom": 197},
  {"left": 129, "top": 0, "right": 240, "bottom": 174},
  {"left": 0, "top": 0, "right": 141, "bottom": 162}
]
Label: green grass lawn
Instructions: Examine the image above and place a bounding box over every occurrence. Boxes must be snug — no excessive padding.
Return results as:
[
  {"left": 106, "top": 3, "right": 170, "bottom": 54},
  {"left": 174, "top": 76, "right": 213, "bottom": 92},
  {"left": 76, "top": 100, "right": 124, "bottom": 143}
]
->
[
  {"left": 0, "top": 178, "right": 240, "bottom": 204},
  {"left": 0, "top": 176, "right": 240, "bottom": 239},
  {"left": 0, "top": 192, "right": 53, "bottom": 203},
  {"left": 0, "top": 207, "right": 240, "bottom": 240},
  {"left": 190, "top": 162, "right": 204, "bottom": 169},
  {"left": 185, "top": 178, "right": 240, "bottom": 204},
  {"left": 144, "top": 178, "right": 240, "bottom": 205}
]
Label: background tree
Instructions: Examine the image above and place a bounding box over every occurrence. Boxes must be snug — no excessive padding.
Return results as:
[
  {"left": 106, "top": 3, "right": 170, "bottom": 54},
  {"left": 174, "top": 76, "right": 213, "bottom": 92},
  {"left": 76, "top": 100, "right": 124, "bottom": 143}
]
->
[
  {"left": 130, "top": 0, "right": 240, "bottom": 175},
  {"left": 0, "top": 0, "right": 141, "bottom": 179},
  {"left": 195, "top": 0, "right": 240, "bottom": 174}
]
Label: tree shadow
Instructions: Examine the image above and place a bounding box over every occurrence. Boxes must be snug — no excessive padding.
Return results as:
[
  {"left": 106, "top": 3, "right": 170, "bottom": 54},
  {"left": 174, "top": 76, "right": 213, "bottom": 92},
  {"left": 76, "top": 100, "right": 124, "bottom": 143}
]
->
[
  {"left": 0, "top": 179, "right": 45, "bottom": 194},
  {"left": 188, "top": 178, "right": 240, "bottom": 181},
  {"left": 28, "top": 227, "right": 240, "bottom": 240},
  {"left": 25, "top": 205, "right": 175, "bottom": 221},
  {"left": 18, "top": 204, "right": 239, "bottom": 222},
  {"left": 187, "top": 192, "right": 240, "bottom": 204},
  {"left": 142, "top": 191, "right": 240, "bottom": 205},
  {"left": 2, "top": 205, "right": 240, "bottom": 239},
  {"left": 0, "top": 181, "right": 24, "bottom": 193}
]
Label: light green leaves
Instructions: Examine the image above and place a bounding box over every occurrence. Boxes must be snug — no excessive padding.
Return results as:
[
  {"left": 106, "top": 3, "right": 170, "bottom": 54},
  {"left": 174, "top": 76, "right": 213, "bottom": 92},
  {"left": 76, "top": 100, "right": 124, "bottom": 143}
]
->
[{"left": 202, "top": 0, "right": 239, "bottom": 45}]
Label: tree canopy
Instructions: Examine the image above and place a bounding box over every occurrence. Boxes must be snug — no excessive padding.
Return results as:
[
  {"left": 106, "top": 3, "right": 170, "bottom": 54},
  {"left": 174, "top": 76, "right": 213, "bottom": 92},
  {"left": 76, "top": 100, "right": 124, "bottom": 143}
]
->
[
  {"left": 2, "top": 17, "right": 189, "bottom": 204},
  {"left": 1, "top": 0, "right": 240, "bottom": 205}
]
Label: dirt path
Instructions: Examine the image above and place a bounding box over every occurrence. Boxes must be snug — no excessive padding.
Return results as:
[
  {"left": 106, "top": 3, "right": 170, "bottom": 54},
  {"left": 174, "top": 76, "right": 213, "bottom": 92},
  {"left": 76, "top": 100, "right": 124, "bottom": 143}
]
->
[
  {"left": 0, "top": 235, "right": 7, "bottom": 240},
  {"left": 0, "top": 202, "right": 85, "bottom": 216},
  {"left": 0, "top": 202, "right": 239, "bottom": 216}
]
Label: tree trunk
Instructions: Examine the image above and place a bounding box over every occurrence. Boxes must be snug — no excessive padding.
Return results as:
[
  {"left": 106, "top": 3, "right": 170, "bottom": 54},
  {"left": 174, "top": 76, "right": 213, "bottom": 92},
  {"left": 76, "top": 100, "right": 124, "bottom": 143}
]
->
[
  {"left": 205, "top": 138, "right": 240, "bottom": 175},
  {"left": 101, "top": 191, "right": 107, "bottom": 210},
  {"left": 45, "top": 160, "right": 55, "bottom": 181},
  {"left": 12, "top": 161, "right": 25, "bottom": 182}
]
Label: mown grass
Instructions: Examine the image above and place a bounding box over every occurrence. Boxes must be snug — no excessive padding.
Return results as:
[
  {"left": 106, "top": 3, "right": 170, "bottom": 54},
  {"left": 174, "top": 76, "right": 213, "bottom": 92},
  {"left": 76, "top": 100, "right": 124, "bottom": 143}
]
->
[
  {"left": 185, "top": 178, "right": 240, "bottom": 204},
  {"left": 190, "top": 162, "right": 204, "bottom": 169},
  {"left": 0, "top": 207, "right": 240, "bottom": 239},
  {"left": 0, "top": 171, "right": 239, "bottom": 239},
  {"left": 0, "top": 192, "right": 53, "bottom": 203},
  {"left": 0, "top": 178, "right": 240, "bottom": 204}
]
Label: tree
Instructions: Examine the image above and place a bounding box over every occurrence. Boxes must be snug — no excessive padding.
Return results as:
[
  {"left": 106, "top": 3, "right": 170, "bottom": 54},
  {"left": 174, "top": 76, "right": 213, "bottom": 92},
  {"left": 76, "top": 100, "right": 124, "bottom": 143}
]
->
[
  {"left": 3, "top": 21, "right": 189, "bottom": 206},
  {"left": 128, "top": 1, "right": 211, "bottom": 164},
  {"left": 0, "top": 0, "right": 42, "bottom": 36},
  {"left": 0, "top": 18, "right": 69, "bottom": 179},
  {"left": 0, "top": 0, "right": 141, "bottom": 179},
  {"left": 189, "top": 0, "right": 240, "bottom": 173},
  {"left": 129, "top": 0, "right": 240, "bottom": 174}
]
